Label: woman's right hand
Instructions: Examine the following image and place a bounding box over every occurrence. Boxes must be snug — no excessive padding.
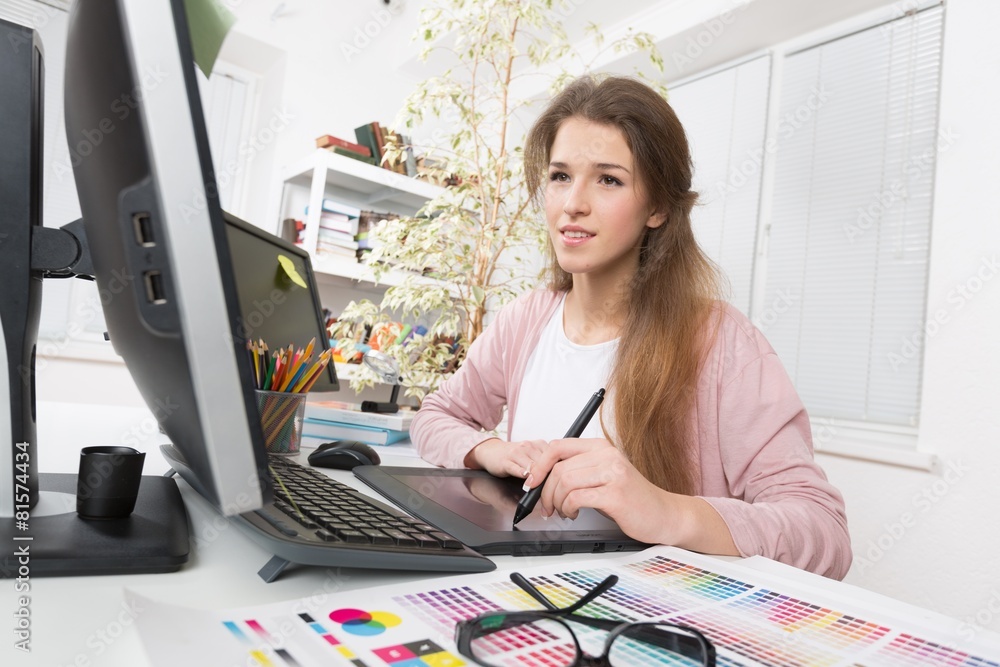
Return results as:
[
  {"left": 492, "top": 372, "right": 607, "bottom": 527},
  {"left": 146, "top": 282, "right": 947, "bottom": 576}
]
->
[{"left": 464, "top": 437, "right": 548, "bottom": 480}]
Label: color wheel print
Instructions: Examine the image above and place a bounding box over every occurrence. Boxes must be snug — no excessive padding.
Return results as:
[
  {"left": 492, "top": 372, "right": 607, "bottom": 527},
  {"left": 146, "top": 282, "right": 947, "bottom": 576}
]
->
[{"left": 330, "top": 608, "right": 402, "bottom": 636}]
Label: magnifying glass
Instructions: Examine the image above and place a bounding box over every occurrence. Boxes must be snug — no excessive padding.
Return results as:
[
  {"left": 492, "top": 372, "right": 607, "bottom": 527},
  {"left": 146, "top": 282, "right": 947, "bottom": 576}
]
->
[{"left": 361, "top": 349, "right": 402, "bottom": 413}]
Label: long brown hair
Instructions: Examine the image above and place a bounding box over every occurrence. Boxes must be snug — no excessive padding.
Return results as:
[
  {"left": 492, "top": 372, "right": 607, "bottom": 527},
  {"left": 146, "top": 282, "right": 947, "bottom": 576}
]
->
[{"left": 523, "top": 75, "right": 723, "bottom": 495}]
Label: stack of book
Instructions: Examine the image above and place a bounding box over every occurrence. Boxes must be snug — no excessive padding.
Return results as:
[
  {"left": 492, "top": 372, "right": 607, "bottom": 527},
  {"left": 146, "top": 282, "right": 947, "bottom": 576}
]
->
[
  {"left": 315, "top": 134, "right": 375, "bottom": 165},
  {"left": 353, "top": 121, "right": 417, "bottom": 177},
  {"left": 300, "top": 199, "right": 399, "bottom": 264},
  {"left": 314, "top": 199, "right": 361, "bottom": 261},
  {"left": 302, "top": 400, "right": 415, "bottom": 446}
]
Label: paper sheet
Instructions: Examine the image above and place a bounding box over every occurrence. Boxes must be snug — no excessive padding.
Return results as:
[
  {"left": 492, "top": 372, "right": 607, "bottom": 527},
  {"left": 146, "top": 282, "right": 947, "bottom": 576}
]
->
[
  {"left": 131, "top": 546, "right": 1000, "bottom": 666},
  {"left": 183, "top": 0, "right": 236, "bottom": 78}
]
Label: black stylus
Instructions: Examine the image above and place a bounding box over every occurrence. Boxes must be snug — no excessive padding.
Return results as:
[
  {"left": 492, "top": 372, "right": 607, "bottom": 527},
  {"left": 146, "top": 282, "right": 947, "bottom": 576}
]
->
[{"left": 512, "top": 388, "right": 606, "bottom": 526}]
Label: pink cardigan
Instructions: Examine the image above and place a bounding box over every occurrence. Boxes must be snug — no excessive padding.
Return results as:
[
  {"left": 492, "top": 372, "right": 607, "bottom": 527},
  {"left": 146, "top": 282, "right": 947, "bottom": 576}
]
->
[{"left": 411, "top": 290, "right": 852, "bottom": 579}]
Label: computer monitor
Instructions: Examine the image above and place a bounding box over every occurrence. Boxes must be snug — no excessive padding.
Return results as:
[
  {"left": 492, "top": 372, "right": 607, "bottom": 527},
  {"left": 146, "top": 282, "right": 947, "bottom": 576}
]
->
[
  {"left": 0, "top": 1, "right": 342, "bottom": 577},
  {"left": 224, "top": 213, "right": 338, "bottom": 394},
  {"left": 0, "top": 17, "right": 43, "bottom": 519},
  {"left": 62, "top": 0, "right": 323, "bottom": 516}
]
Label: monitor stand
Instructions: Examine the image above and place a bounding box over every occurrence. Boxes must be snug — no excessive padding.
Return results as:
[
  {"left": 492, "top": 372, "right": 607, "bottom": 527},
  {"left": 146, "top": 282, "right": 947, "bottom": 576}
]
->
[
  {"left": 0, "top": 473, "right": 189, "bottom": 577},
  {"left": 0, "top": 220, "right": 190, "bottom": 578}
]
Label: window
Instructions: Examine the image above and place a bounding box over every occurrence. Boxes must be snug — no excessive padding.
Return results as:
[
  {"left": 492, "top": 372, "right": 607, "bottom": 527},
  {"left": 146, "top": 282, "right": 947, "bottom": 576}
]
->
[
  {"left": 668, "top": 55, "right": 771, "bottom": 315},
  {"left": 668, "top": 5, "right": 944, "bottom": 461}
]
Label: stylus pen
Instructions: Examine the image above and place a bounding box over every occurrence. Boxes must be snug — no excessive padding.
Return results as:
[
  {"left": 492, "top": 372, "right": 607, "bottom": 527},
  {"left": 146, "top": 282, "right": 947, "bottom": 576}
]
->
[{"left": 512, "top": 388, "right": 606, "bottom": 526}]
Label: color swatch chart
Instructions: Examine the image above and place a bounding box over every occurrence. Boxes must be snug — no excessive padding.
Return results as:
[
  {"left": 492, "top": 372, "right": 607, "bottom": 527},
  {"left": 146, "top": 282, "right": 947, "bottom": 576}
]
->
[{"left": 131, "top": 546, "right": 1000, "bottom": 667}]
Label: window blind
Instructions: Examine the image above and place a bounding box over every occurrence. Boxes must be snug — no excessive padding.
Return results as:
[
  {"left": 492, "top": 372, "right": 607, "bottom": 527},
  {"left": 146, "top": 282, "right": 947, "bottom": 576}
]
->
[
  {"left": 763, "top": 6, "right": 944, "bottom": 427},
  {"left": 667, "top": 56, "right": 771, "bottom": 316},
  {"left": 197, "top": 70, "right": 251, "bottom": 213}
]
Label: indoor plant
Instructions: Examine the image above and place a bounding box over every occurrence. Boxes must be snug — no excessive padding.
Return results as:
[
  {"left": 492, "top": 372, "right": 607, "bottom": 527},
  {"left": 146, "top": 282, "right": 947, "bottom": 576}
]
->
[{"left": 335, "top": 0, "right": 666, "bottom": 399}]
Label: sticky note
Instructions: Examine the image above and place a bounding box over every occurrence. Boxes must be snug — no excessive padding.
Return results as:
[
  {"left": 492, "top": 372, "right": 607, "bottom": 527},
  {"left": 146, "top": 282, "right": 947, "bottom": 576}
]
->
[
  {"left": 277, "top": 255, "right": 307, "bottom": 288},
  {"left": 183, "top": 0, "right": 236, "bottom": 78}
]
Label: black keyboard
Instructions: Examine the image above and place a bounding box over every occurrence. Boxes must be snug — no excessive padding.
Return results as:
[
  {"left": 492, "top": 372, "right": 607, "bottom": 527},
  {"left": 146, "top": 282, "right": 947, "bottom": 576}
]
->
[{"left": 235, "top": 455, "right": 496, "bottom": 582}]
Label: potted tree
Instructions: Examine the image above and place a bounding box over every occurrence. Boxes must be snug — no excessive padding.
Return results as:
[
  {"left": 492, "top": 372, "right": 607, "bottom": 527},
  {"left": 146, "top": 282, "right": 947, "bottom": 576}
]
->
[{"left": 335, "top": 0, "right": 666, "bottom": 399}]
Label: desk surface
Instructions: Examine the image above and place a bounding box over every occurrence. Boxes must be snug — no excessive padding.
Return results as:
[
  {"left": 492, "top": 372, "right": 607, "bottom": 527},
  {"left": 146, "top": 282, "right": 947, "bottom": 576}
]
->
[
  {"left": 7, "top": 402, "right": 999, "bottom": 666},
  {"left": 9, "top": 402, "right": 640, "bottom": 666}
]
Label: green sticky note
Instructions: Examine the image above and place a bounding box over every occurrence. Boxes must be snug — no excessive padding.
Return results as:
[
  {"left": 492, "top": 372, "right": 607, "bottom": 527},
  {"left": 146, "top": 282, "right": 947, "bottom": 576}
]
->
[{"left": 183, "top": 0, "right": 236, "bottom": 78}]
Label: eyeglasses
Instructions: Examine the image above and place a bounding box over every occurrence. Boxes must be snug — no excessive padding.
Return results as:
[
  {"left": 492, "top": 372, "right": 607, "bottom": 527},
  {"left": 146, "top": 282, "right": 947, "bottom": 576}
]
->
[{"left": 454, "top": 572, "right": 716, "bottom": 666}]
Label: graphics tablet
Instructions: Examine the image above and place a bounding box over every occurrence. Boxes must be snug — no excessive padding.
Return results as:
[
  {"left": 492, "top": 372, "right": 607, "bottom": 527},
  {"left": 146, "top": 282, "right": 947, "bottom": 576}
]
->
[{"left": 354, "top": 467, "right": 648, "bottom": 557}]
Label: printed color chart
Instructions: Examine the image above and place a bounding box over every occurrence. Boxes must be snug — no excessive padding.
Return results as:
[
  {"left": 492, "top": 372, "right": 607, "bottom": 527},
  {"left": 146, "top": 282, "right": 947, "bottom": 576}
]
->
[{"left": 133, "top": 546, "right": 1000, "bottom": 667}]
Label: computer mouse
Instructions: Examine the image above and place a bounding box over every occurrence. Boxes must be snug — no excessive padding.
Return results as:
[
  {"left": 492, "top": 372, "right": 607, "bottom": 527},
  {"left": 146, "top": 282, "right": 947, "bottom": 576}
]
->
[{"left": 307, "top": 440, "right": 381, "bottom": 470}]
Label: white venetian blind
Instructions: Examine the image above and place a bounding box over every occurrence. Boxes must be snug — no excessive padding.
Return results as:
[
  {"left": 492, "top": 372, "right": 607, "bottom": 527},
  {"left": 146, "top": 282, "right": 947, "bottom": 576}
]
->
[
  {"left": 763, "top": 6, "right": 944, "bottom": 427},
  {"left": 197, "top": 69, "right": 251, "bottom": 213},
  {"left": 667, "top": 55, "right": 771, "bottom": 316}
]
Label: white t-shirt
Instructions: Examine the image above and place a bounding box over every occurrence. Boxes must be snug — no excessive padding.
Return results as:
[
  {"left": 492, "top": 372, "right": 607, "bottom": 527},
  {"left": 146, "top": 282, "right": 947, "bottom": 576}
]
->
[{"left": 509, "top": 295, "right": 617, "bottom": 442}]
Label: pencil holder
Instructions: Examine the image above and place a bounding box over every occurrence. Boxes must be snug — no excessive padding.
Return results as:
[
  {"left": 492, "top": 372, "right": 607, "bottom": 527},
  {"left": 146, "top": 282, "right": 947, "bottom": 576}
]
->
[{"left": 255, "top": 390, "right": 308, "bottom": 456}]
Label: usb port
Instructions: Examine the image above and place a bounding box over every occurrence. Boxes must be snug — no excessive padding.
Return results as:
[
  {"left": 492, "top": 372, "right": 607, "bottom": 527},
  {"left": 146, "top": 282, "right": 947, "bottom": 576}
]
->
[
  {"left": 143, "top": 271, "right": 167, "bottom": 304},
  {"left": 132, "top": 212, "right": 155, "bottom": 246}
]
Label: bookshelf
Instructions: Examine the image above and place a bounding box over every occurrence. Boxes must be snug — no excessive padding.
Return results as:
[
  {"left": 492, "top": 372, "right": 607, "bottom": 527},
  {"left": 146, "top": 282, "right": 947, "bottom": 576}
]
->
[
  {"left": 277, "top": 149, "right": 444, "bottom": 288},
  {"left": 275, "top": 149, "right": 447, "bottom": 405}
]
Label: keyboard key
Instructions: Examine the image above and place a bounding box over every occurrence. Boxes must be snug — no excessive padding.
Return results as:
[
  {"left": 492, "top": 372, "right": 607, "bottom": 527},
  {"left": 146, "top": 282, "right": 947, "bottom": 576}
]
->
[
  {"left": 383, "top": 529, "right": 419, "bottom": 547},
  {"left": 430, "top": 532, "right": 463, "bottom": 549}
]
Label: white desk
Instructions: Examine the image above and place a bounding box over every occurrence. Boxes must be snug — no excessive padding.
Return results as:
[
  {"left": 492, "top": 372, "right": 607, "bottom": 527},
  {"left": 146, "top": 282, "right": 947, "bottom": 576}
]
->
[
  {"left": 6, "top": 402, "right": 999, "bottom": 666},
  {"left": 6, "top": 402, "right": 638, "bottom": 667}
]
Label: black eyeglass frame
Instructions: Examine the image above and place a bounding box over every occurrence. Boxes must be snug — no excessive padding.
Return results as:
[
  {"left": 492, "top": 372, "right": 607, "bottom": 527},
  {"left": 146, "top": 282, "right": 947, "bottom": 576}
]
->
[{"left": 454, "top": 572, "right": 716, "bottom": 667}]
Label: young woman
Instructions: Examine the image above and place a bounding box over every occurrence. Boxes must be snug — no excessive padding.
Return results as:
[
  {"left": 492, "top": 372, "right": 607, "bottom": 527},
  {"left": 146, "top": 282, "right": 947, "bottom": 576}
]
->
[{"left": 410, "top": 75, "right": 852, "bottom": 580}]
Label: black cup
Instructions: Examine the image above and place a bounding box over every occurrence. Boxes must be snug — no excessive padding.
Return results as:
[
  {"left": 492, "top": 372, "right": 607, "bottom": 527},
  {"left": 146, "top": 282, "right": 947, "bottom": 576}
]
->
[{"left": 76, "top": 446, "right": 146, "bottom": 520}]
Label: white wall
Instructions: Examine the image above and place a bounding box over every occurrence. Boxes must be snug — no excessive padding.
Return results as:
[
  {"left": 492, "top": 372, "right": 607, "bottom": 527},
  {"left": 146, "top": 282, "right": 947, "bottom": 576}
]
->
[
  {"left": 30, "top": 0, "right": 1000, "bottom": 631},
  {"left": 226, "top": 0, "right": 1000, "bottom": 631},
  {"left": 821, "top": 0, "right": 1000, "bottom": 634},
  {"left": 608, "top": 0, "right": 1000, "bottom": 633}
]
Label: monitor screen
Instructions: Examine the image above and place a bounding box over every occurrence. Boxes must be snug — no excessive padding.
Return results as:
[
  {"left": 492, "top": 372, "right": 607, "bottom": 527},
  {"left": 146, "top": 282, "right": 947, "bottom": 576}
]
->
[
  {"left": 62, "top": 0, "right": 311, "bottom": 515},
  {"left": 224, "top": 213, "right": 338, "bottom": 393}
]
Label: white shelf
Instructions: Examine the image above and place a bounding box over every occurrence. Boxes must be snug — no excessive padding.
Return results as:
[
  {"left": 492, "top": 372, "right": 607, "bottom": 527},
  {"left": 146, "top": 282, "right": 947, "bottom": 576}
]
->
[
  {"left": 282, "top": 149, "right": 443, "bottom": 212},
  {"left": 278, "top": 150, "right": 446, "bottom": 288}
]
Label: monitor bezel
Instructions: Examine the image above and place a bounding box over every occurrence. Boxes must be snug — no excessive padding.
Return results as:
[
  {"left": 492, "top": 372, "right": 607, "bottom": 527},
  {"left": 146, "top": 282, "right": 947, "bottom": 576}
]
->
[{"left": 65, "top": 0, "right": 270, "bottom": 515}]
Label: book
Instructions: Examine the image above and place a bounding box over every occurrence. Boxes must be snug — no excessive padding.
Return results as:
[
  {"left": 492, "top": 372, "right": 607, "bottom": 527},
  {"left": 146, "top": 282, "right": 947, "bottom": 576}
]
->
[
  {"left": 327, "top": 146, "right": 377, "bottom": 165},
  {"left": 316, "top": 243, "right": 358, "bottom": 259},
  {"left": 355, "top": 210, "right": 398, "bottom": 250},
  {"left": 318, "top": 227, "right": 358, "bottom": 245},
  {"left": 317, "top": 231, "right": 359, "bottom": 250},
  {"left": 302, "top": 418, "right": 409, "bottom": 445},
  {"left": 320, "top": 198, "right": 361, "bottom": 218},
  {"left": 401, "top": 134, "right": 417, "bottom": 177},
  {"left": 304, "top": 400, "right": 415, "bottom": 431},
  {"left": 372, "top": 121, "right": 387, "bottom": 167},
  {"left": 315, "top": 134, "right": 371, "bottom": 156},
  {"left": 389, "top": 131, "right": 408, "bottom": 175},
  {"left": 318, "top": 211, "right": 358, "bottom": 236},
  {"left": 353, "top": 123, "right": 381, "bottom": 163}
]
